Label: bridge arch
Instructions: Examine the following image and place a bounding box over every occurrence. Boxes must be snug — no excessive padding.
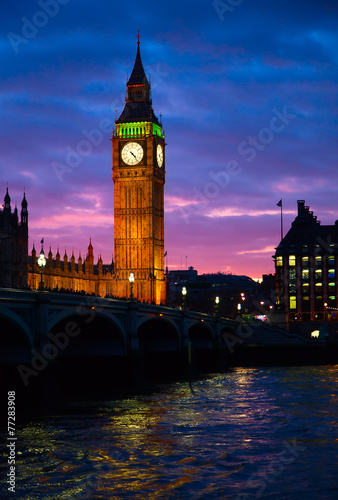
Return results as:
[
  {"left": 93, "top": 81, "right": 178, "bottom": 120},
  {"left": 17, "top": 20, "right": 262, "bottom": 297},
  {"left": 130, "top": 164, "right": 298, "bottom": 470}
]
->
[
  {"left": 189, "top": 321, "right": 215, "bottom": 349},
  {"left": 219, "top": 325, "right": 238, "bottom": 348},
  {"left": 48, "top": 308, "right": 127, "bottom": 357},
  {"left": 137, "top": 317, "right": 180, "bottom": 352},
  {"left": 0, "top": 305, "right": 33, "bottom": 364}
]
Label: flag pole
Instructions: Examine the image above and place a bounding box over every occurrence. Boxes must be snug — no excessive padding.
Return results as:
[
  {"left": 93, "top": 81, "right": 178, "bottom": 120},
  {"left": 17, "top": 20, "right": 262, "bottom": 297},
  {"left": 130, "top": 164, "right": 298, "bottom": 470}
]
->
[{"left": 277, "top": 199, "right": 283, "bottom": 241}]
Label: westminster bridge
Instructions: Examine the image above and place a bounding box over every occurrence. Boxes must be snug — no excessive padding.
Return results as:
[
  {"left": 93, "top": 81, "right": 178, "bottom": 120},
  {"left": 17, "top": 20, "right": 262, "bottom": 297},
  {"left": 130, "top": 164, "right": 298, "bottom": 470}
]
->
[
  {"left": 1, "top": 289, "right": 322, "bottom": 390},
  {"left": 0, "top": 289, "right": 241, "bottom": 365}
]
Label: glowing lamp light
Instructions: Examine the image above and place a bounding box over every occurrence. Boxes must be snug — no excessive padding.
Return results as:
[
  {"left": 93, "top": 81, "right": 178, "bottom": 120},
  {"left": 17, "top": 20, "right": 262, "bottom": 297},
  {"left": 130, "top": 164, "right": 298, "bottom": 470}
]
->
[
  {"left": 38, "top": 251, "right": 46, "bottom": 268},
  {"left": 311, "top": 330, "right": 320, "bottom": 338},
  {"left": 129, "top": 272, "right": 135, "bottom": 300},
  {"left": 214, "top": 296, "right": 220, "bottom": 317},
  {"left": 37, "top": 248, "right": 46, "bottom": 291},
  {"left": 182, "top": 286, "right": 187, "bottom": 310}
]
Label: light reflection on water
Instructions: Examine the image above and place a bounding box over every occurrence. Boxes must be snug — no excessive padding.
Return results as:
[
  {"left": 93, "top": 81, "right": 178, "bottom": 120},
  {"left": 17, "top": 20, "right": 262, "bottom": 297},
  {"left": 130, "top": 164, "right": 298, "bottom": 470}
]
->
[{"left": 1, "top": 365, "right": 338, "bottom": 499}]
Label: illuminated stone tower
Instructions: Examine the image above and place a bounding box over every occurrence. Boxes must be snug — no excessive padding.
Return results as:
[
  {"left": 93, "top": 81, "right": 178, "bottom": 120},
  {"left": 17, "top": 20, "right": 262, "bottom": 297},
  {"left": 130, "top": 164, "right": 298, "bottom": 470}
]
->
[{"left": 112, "top": 34, "right": 166, "bottom": 304}]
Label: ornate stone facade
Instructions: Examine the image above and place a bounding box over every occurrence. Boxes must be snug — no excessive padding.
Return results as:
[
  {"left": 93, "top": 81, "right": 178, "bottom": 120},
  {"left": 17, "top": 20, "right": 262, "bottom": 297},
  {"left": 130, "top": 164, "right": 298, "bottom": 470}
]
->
[
  {"left": 0, "top": 188, "right": 28, "bottom": 288},
  {"left": 3, "top": 37, "right": 166, "bottom": 303},
  {"left": 28, "top": 240, "right": 114, "bottom": 297},
  {"left": 112, "top": 37, "right": 166, "bottom": 304},
  {"left": 28, "top": 239, "right": 115, "bottom": 296}
]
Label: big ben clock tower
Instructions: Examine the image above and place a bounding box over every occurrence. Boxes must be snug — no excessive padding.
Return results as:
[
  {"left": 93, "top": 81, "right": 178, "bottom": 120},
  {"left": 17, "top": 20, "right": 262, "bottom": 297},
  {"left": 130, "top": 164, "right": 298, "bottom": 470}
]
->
[{"left": 112, "top": 34, "right": 166, "bottom": 304}]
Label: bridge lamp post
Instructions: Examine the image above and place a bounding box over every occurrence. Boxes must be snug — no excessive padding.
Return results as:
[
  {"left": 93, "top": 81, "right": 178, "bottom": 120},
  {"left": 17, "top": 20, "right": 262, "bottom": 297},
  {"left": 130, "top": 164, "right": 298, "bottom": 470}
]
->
[
  {"left": 182, "top": 286, "right": 187, "bottom": 310},
  {"left": 215, "top": 296, "right": 220, "bottom": 317},
  {"left": 237, "top": 302, "right": 242, "bottom": 317},
  {"left": 129, "top": 272, "right": 135, "bottom": 301},
  {"left": 37, "top": 249, "right": 46, "bottom": 291}
]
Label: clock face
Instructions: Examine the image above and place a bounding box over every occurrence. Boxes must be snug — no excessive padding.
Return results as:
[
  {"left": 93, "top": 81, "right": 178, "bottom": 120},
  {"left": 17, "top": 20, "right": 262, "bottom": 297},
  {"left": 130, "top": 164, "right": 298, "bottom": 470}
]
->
[
  {"left": 121, "top": 142, "right": 144, "bottom": 165},
  {"left": 157, "top": 144, "right": 164, "bottom": 168}
]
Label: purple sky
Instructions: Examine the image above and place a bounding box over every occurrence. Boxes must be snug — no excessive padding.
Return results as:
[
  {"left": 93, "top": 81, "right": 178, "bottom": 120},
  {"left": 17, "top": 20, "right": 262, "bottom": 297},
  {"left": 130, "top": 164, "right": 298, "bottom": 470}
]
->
[{"left": 1, "top": 0, "right": 337, "bottom": 280}]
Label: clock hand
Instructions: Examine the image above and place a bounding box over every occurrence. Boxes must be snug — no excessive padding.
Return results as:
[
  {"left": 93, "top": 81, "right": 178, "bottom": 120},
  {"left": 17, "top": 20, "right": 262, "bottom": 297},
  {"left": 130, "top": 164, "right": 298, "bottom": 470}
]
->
[{"left": 130, "top": 151, "right": 136, "bottom": 159}]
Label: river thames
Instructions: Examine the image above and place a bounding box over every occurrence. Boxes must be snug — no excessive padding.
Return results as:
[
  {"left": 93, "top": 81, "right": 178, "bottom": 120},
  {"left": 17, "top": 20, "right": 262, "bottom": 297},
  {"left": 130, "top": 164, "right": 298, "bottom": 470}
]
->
[{"left": 1, "top": 365, "right": 338, "bottom": 499}]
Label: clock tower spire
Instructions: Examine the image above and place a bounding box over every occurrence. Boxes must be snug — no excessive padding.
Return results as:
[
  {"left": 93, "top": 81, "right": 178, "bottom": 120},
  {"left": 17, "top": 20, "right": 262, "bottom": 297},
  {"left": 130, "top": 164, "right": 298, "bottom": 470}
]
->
[{"left": 112, "top": 35, "right": 166, "bottom": 304}]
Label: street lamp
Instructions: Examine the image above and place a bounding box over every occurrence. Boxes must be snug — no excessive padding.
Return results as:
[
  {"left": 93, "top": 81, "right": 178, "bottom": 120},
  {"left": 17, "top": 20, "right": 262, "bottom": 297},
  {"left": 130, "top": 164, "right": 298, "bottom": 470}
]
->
[
  {"left": 129, "top": 272, "right": 135, "bottom": 300},
  {"left": 215, "top": 296, "right": 220, "bottom": 317},
  {"left": 324, "top": 302, "right": 328, "bottom": 322},
  {"left": 237, "top": 303, "right": 242, "bottom": 317},
  {"left": 182, "top": 286, "right": 187, "bottom": 310},
  {"left": 37, "top": 248, "right": 46, "bottom": 291}
]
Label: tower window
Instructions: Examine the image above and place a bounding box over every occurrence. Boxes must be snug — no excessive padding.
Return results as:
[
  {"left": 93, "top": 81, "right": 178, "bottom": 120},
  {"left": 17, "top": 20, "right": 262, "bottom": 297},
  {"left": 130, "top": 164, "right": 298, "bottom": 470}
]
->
[{"left": 276, "top": 256, "right": 283, "bottom": 267}]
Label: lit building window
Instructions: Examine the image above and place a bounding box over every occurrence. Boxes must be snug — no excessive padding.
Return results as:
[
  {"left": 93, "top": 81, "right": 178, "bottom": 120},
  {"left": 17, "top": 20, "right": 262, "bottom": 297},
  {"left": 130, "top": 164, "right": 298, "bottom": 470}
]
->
[
  {"left": 315, "top": 269, "right": 322, "bottom": 279},
  {"left": 302, "top": 269, "right": 309, "bottom": 280},
  {"left": 328, "top": 269, "right": 335, "bottom": 278},
  {"left": 289, "top": 269, "right": 296, "bottom": 280},
  {"left": 276, "top": 256, "right": 283, "bottom": 267},
  {"left": 329, "top": 256, "right": 335, "bottom": 265},
  {"left": 289, "top": 255, "right": 296, "bottom": 266},
  {"left": 289, "top": 296, "right": 297, "bottom": 309},
  {"left": 329, "top": 295, "right": 336, "bottom": 301},
  {"left": 302, "top": 244, "right": 308, "bottom": 253},
  {"left": 315, "top": 256, "right": 322, "bottom": 268},
  {"left": 329, "top": 282, "right": 335, "bottom": 288},
  {"left": 302, "top": 256, "right": 309, "bottom": 266}
]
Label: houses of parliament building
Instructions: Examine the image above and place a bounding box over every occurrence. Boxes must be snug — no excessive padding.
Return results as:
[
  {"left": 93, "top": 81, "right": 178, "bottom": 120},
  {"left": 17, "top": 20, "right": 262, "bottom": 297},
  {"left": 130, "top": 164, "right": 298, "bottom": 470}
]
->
[{"left": 1, "top": 36, "right": 166, "bottom": 304}]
